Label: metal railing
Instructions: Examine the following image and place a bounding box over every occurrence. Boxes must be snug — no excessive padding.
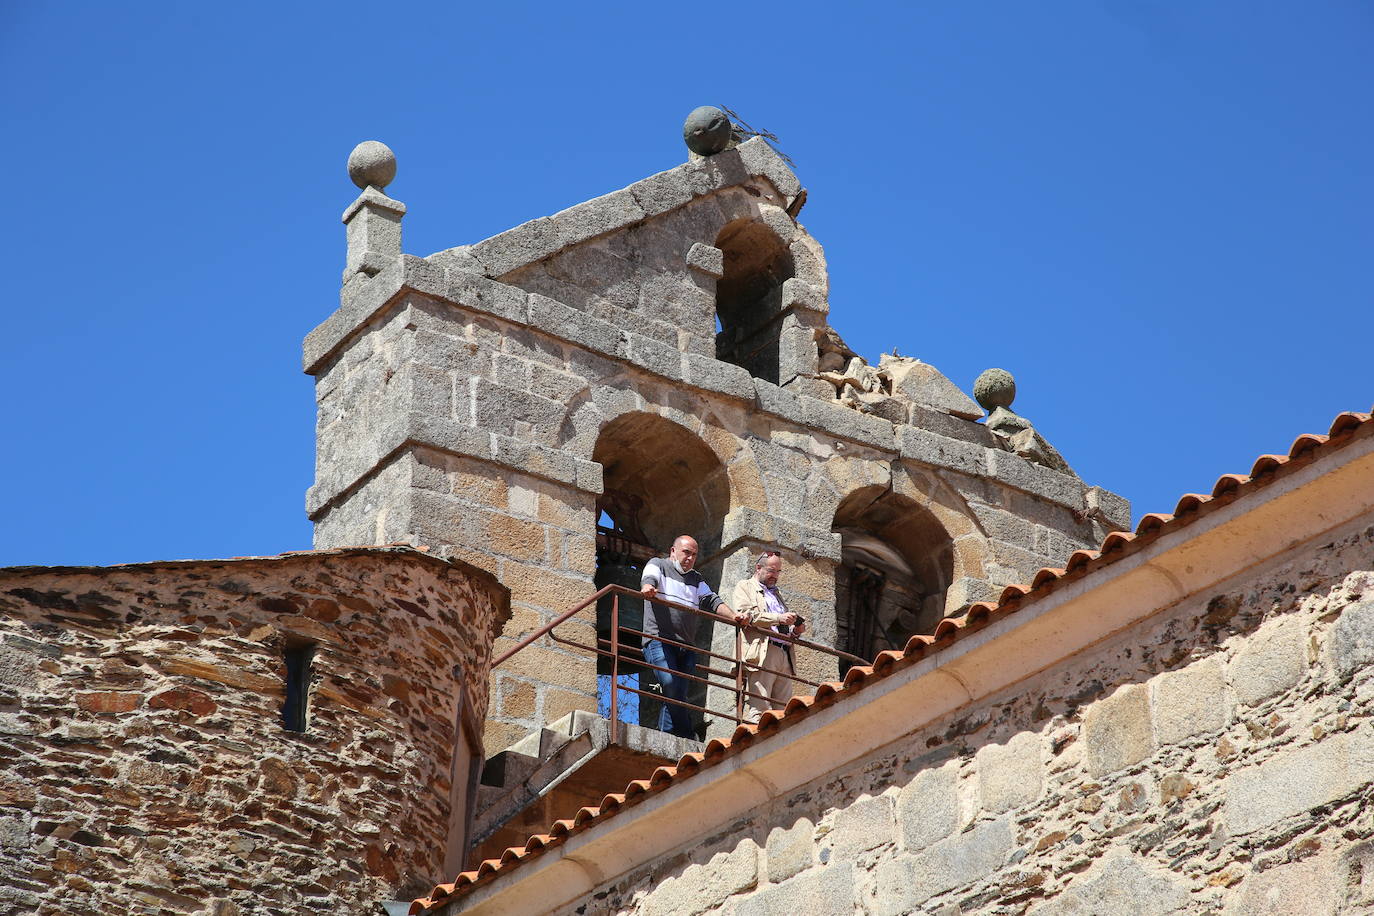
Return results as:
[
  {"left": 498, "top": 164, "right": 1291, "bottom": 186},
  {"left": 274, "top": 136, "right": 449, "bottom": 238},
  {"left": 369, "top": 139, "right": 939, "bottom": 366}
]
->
[{"left": 492, "top": 584, "right": 868, "bottom": 744}]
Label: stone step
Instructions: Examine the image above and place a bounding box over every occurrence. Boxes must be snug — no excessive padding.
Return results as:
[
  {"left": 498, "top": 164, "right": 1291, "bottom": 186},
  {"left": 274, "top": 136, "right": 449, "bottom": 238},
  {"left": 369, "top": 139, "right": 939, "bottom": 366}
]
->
[{"left": 468, "top": 712, "right": 702, "bottom": 865}]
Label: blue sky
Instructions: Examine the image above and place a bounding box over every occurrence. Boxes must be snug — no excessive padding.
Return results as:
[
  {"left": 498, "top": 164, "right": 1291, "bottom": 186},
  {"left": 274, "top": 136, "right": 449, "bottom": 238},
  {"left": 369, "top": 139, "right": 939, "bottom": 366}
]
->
[{"left": 1, "top": 2, "right": 1370, "bottom": 567}]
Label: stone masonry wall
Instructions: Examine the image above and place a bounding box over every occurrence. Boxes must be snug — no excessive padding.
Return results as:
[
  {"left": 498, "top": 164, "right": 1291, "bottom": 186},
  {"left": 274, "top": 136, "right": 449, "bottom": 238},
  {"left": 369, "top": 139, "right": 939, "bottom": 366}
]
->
[
  {"left": 533, "top": 515, "right": 1374, "bottom": 915},
  {"left": 0, "top": 549, "right": 509, "bottom": 915},
  {"left": 309, "top": 281, "right": 1122, "bottom": 751},
  {"left": 307, "top": 147, "right": 1128, "bottom": 752}
]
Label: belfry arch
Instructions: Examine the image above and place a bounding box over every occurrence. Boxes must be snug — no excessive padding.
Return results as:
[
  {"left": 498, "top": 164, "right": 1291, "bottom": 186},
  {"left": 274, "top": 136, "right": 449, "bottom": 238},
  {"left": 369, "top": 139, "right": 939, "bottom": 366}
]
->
[
  {"left": 713, "top": 218, "right": 794, "bottom": 384},
  {"left": 831, "top": 486, "right": 954, "bottom": 673},
  {"left": 589, "top": 412, "right": 731, "bottom": 733}
]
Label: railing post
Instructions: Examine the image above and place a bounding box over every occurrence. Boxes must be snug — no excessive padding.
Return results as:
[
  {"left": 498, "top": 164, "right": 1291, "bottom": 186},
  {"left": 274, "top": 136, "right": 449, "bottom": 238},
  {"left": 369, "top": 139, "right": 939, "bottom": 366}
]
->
[
  {"left": 734, "top": 621, "right": 744, "bottom": 729},
  {"left": 610, "top": 593, "right": 620, "bottom": 746}
]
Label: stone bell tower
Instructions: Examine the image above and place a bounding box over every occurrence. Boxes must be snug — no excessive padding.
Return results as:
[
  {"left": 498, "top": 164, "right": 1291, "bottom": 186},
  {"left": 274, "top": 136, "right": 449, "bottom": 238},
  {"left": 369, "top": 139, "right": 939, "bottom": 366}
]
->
[{"left": 303, "top": 111, "right": 1130, "bottom": 750}]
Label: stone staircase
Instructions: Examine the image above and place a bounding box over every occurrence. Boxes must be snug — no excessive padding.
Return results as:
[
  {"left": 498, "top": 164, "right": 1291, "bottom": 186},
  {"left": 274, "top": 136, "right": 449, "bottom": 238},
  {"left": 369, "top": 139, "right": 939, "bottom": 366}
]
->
[{"left": 470, "top": 710, "right": 700, "bottom": 864}]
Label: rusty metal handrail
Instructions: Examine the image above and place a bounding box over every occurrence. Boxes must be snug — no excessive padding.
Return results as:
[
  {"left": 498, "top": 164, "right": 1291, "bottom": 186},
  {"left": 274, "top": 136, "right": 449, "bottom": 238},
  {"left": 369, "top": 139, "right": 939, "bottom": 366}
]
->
[{"left": 493, "top": 582, "right": 868, "bottom": 744}]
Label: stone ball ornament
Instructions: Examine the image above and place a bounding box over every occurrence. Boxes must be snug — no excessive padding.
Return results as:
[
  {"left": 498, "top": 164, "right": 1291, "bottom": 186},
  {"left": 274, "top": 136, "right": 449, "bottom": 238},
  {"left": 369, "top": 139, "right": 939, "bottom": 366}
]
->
[
  {"left": 347, "top": 140, "right": 397, "bottom": 191},
  {"left": 973, "top": 368, "right": 1017, "bottom": 411},
  {"left": 683, "top": 106, "right": 733, "bottom": 156}
]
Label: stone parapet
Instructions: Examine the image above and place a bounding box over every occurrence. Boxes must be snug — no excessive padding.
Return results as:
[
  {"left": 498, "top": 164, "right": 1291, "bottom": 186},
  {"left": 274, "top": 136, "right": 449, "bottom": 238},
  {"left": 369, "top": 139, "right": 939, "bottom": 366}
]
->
[{"left": 428, "top": 138, "right": 798, "bottom": 284}]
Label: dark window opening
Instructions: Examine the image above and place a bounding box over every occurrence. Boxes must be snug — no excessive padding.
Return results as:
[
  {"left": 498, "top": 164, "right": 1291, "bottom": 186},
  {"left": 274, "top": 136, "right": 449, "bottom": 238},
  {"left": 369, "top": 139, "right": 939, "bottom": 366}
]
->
[
  {"left": 832, "top": 486, "right": 955, "bottom": 675},
  {"left": 714, "top": 220, "right": 794, "bottom": 385},
  {"left": 282, "top": 644, "right": 315, "bottom": 732}
]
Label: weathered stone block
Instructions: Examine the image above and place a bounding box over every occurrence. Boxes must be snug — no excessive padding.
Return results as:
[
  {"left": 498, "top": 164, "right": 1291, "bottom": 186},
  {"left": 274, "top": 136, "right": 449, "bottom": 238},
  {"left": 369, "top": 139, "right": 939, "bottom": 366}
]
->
[
  {"left": 977, "top": 731, "right": 1043, "bottom": 814},
  {"left": 874, "top": 817, "right": 1013, "bottom": 912},
  {"left": 1083, "top": 684, "right": 1154, "bottom": 777},
  {"left": 410, "top": 329, "right": 489, "bottom": 379},
  {"left": 1151, "top": 656, "right": 1229, "bottom": 745},
  {"left": 988, "top": 449, "right": 1086, "bottom": 511},
  {"left": 734, "top": 137, "right": 803, "bottom": 198},
  {"left": 908, "top": 403, "right": 999, "bottom": 447},
  {"left": 1221, "top": 852, "right": 1342, "bottom": 915},
  {"left": 682, "top": 353, "right": 754, "bottom": 401},
  {"left": 735, "top": 862, "right": 853, "bottom": 916},
  {"left": 1225, "top": 724, "right": 1374, "bottom": 835},
  {"left": 1327, "top": 596, "right": 1374, "bottom": 678},
  {"left": 573, "top": 458, "right": 603, "bottom": 495},
  {"left": 765, "top": 817, "right": 814, "bottom": 884},
  {"left": 407, "top": 415, "right": 495, "bottom": 465},
  {"left": 881, "top": 357, "right": 983, "bottom": 420},
  {"left": 445, "top": 270, "right": 529, "bottom": 325},
  {"left": 798, "top": 396, "right": 897, "bottom": 450},
  {"left": 469, "top": 216, "right": 560, "bottom": 278},
  {"left": 644, "top": 839, "right": 759, "bottom": 916},
  {"left": 1028, "top": 855, "right": 1191, "bottom": 916},
  {"left": 968, "top": 503, "right": 1036, "bottom": 547},
  {"left": 551, "top": 188, "right": 646, "bottom": 249},
  {"left": 895, "top": 761, "right": 960, "bottom": 852},
  {"left": 1229, "top": 614, "right": 1306, "bottom": 706},
  {"left": 753, "top": 380, "right": 807, "bottom": 426},
  {"left": 825, "top": 794, "right": 895, "bottom": 861},
  {"left": 626, "top": 333, "right": 685, "bottom": 381},
  {"left": 685, "top": 242, "right": 724, "bottom": 278},
  {"left": 777, "top": 325, "right": 820, "bottom": 383},
  {"left": 0, "top": 642, "right": 39, "bottom": 689},
  {"left": 628, "top": 166, "right": 695, "bottom": 216},
  {"left": 945, "top": 576, "right": 1001, "bottom": 611},
  {"left": 1085, "top": 485, "right": 1132, "bottom": 532},
  {"left": 898, "top": 426, "right": 989, "bottom": 477},
  {"left": 528, "top": 293, "right": 626, "bottom": 359},
  {"left": 0, "top": 815, "right": 29, "bottom": 850}
]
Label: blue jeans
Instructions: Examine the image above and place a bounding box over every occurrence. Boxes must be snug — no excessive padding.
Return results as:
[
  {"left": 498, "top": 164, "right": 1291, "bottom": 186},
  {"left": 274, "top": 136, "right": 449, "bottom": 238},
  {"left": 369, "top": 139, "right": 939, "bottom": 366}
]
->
[{"left": 642, "top": 639, "right": 698, "bottom": 739}]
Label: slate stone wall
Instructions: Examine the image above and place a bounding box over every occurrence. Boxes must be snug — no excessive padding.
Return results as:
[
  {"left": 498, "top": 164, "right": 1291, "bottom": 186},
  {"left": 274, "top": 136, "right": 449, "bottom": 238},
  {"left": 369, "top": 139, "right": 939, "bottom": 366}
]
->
[
  {"left": 538, "top": 518, "right": 1374, "bottom": 915},
  {"left": 0, "top": 549, "right": 509, "bottom": 915}
]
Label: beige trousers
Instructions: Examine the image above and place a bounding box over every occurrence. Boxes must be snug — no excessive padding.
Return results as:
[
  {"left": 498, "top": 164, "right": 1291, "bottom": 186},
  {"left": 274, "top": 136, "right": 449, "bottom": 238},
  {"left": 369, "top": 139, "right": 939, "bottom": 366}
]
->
[{"left": 743, "top": 641, "right": 794, "bottom": 724}]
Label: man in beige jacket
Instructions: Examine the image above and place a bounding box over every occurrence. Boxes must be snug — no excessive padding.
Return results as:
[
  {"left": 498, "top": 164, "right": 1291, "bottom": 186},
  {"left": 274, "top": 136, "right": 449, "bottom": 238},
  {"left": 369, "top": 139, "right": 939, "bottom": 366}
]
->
[{"left": 730, "top": 551, "right": 806, "bottom": 724}]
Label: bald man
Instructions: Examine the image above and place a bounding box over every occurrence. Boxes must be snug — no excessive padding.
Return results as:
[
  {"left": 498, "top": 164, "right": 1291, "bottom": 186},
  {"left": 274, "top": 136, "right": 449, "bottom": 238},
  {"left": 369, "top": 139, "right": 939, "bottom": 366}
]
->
[{"left": 640, "top": 535, "right": 732, "bottom": 739}]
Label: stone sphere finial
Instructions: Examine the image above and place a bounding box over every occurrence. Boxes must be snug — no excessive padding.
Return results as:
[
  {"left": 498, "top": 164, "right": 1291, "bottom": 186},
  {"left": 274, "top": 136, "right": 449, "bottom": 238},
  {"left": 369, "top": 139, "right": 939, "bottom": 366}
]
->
[
  {"left": 973, "top": 368, "right": 1017, "bottom": 411},
  {"left": 683, "top": 106, "right": 733, "bottom": 156},
  {"left": 347, "top": 140, "right": 397, "bottom": 191}
]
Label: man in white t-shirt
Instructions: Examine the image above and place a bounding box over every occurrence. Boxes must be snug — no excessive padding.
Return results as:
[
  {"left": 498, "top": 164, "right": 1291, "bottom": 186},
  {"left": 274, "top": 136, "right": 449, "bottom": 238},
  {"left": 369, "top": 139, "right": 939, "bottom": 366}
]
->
[{"left": 639, "top": 535, "right": 734, "bottom": 739}]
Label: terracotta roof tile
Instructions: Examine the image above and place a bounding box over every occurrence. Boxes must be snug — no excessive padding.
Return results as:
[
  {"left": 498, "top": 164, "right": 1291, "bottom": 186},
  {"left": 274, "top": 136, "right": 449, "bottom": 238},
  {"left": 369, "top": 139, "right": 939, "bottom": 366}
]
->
[{"left": 412, "top": 407, "right": 1374, "bottom": 914}]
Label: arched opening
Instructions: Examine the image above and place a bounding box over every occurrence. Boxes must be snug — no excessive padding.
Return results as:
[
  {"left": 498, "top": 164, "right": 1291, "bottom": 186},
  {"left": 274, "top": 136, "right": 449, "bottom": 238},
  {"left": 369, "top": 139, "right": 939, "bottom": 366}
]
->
[
  {"left": 591, "top": 412, "right": 730, "bottom": 736},
  {"left": 832, "top": 487, "right": 954, "bottom": 674},
  {"left": 714, "top": 219, "right": 794, "bottom": 385}
]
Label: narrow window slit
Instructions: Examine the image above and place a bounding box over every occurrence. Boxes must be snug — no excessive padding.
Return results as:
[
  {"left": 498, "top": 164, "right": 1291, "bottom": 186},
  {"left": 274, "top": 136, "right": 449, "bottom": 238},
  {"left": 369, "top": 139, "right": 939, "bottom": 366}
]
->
[{"left": 282, "top": 643, "right": 315, "bottom": 732}]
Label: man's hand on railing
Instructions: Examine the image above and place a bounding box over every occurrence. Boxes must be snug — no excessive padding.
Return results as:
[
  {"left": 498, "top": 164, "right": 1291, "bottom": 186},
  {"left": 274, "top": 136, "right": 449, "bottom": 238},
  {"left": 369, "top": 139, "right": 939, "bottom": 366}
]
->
[{"left": 640, "top": 583, "right": 657, "bottom": 599}]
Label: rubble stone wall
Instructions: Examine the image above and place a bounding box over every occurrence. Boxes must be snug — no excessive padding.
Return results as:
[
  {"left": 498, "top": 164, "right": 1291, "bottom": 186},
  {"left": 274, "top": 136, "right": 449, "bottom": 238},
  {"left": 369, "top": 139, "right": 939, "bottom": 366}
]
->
[
  {"left": 0, "top": 549, "right": 509, "bottom": 915},
  {"left": 539, "top": 515, "right": 1374, "bottom": 915}
]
